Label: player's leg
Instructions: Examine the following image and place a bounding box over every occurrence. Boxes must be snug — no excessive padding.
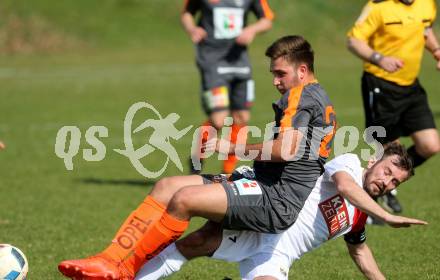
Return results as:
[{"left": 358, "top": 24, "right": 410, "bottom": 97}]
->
[
  {"left": 189, "top": 65, "right": 231, "bottom": 173},
  {"left": 102, "top": 175, "right": 207, "bottom": 258},
  {"left": 402, "top": 82, "right": 439, "bottom": 168},
  {"left": 123, "top": 183, "right": 227, "bottom": 274},
  {"left": 135, "top": 221, "right": 222, "bottom": 280},
  {"left": 126, "top": 173, "right": 285, "bottom": 275},
  {"left": 361, "top": 72, "right": 404, "bottom": 215},
  {"left": 408, "top": 129, "right": 440, "bottom": 166},
  {"left": 58, "top": 175, "right": 205, "bottom": 279},
  {"left": 223, "top": 79, "right": 254, "bottom": 173},
  {"left": 239, "top": 253, "right": 289, "bottom": 280},
  {"left": 134, "top": 177, "right": 285, "bottom": 279},
  {"left": 175, "top": 221, "right": 222, "bottom": 258}
]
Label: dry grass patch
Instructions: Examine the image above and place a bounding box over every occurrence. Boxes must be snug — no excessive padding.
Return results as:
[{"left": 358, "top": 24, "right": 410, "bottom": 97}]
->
[{"left": 0, "top": 14, "right": 85, "bottom": 54}]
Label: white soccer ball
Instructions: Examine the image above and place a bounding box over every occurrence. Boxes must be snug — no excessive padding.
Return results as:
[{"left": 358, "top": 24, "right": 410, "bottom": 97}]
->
[{"left": 0, "top": 244, "right": 28, "bottom": 280}]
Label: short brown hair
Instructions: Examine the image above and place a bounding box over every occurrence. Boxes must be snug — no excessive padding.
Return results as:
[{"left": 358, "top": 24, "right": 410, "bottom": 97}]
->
[
  {"left": 265, "top": 35, "right": 315, "bottom": 72},
  {"left": 382, "top": 142, "right": 414, "bottom": 177}
]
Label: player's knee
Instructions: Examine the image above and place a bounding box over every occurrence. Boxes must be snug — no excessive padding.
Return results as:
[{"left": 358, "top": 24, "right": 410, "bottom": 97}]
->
[
  {"left": 232, "top": 111, "right": 250, "bottom": 125},
  {"left": 152, "top": 177, "right": 170, "bottom": 194},
  {"left": 167, "top": 188, "right": 195, "bottom": 216},
  {"left": 150, "top": 177, "right": 178, "bottom": 204},
  {"left": 210, "top": 118, "right": 224, "bottom": 130}
]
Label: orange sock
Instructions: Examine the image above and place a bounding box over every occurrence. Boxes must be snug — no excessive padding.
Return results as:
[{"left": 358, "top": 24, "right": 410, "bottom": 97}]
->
[
  {"left": 123, "top": 211, "right": 189, "bottom": 274},
  {"left": 223, "top": 124, "right": 247, "bottom": 173},
  {"left": 102, "top": 196, "right": 166, "bottom": 262}
]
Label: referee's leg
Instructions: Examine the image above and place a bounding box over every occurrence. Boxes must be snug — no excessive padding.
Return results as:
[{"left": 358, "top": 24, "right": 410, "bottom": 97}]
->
[{"left": 409, "top": 128, "right": 440, "bottom": 167}]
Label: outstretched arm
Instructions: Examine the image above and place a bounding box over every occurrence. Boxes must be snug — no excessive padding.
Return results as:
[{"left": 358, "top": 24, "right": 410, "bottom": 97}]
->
[
  {"left": 204, "top": 128, "right": 304, "bottom": 162},
  {"left": 332, "top": 171, "right": 427, "bottom": 227},
  {"left": 346, "top": 242, "right": 385, "bottom": 280},
  {"left": 425, "top": 27, "right": 440, "bottom": 70}
]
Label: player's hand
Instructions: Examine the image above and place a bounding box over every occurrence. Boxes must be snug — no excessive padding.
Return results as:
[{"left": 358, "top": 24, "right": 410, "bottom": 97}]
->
[
  {"left": 378, "top": 56, "right": 404, "bottom": 73},
  {"left": 0, "top": 141, "right": 5, "bottom": 150},
  {"left": 436, "top": 59, "right": 440, "bottom": 71},
  {"left": 202, "top": 138, "right": 235, "bottom": 155},
  {"left": 383, "top": 213, "right": 428, "bottom": 228},
  {"left": 236, "top": 27, "right": 256, "bottom": 46},
  {"left": 189, "top": 27, "right": 207, "bottom": 44}
]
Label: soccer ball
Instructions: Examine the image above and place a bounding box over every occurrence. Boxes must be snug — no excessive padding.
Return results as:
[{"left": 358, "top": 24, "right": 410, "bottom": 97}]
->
[{"left": 0, "top": 244, "right": 28, "bottom": 280}]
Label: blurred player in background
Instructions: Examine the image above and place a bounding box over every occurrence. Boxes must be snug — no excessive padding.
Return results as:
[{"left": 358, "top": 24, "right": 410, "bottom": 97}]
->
[
  {"left": 347, "top": 0, "right": 440, "bottom": 214},
  {"left": 181, "top": 0, "right": 274, "bottom": 174},
  {"left": 136, "top": 143, "right": 427, "bottom": 280}
]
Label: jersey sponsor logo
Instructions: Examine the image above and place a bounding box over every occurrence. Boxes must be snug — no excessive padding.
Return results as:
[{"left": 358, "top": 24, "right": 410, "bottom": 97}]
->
[
  {"left": 228, "top": 235, "right": 237, "bottom": 243},
  {"left": 116, "top": 216, "right": 152, "bottom": 249},
  {"left": 318, "top": 194, "right": 350, "bottom": 238},
  {"left": 234, "top": 178, "right": 262, "bottom": 196},
  {"left": 213, "top": 7, "right": 244, "bottom": 39}
]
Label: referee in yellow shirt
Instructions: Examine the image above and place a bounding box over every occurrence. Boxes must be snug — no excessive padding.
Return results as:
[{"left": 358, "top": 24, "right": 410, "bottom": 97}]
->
[{"left": 347, "top": 0, "right": 440, "bottom": 214}]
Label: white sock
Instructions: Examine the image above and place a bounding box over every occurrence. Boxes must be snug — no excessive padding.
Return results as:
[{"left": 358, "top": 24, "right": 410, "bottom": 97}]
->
[{"left": 135, "top": 243, "right": 188, "bottom": 280}]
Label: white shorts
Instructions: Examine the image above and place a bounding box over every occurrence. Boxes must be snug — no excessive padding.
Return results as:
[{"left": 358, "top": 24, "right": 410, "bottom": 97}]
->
[
  {"left": 239, "top": 253, "right": 290, "bottom": 280},
  {"left": 212, "top": 229, "right": 290, "bottom": 279}
]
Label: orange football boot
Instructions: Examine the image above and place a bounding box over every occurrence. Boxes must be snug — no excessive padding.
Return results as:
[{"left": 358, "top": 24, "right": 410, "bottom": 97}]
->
[{"left": 58, "top": 253, "right": 134, "bottom": 280}]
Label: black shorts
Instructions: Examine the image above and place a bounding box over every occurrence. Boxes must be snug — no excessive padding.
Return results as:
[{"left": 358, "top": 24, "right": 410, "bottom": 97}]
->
[
  {"left": 361, "top": 72, "right": 436, "bottom": 143},
  {"left": 202, "top": 174, "right": 298, "bottom": 234},
  {"left": 198, "top": 64, "right": 254, "bottom": 115}
]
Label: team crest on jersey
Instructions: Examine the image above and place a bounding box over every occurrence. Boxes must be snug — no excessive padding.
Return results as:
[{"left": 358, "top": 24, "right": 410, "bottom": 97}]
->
[
  {"left": 318, "top": 194, "right": 350, "bottom": 238},
  {"left": 213, "top": 7, "right": 244, "bottom": 39},
  {"left": 233, "top": 178, "right": 262, "bottom": 195}
]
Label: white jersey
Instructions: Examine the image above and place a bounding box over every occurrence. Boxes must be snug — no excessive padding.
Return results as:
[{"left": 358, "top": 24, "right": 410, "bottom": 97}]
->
[{"left": 212, "top": 154, "right": 368, "bottom": 278}]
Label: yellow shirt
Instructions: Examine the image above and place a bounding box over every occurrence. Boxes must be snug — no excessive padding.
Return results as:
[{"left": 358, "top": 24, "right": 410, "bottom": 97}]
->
[{"left": 348, "top": 0, "right": 437, "bottom": 86}]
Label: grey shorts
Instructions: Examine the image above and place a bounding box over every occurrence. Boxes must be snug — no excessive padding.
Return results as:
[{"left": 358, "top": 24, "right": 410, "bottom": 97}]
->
[
  {"left": 198, "top": 65, "right": 255, "bottom": 114},
  {"left": 202, "top": 174, "right": 298, "bottom": 234}
]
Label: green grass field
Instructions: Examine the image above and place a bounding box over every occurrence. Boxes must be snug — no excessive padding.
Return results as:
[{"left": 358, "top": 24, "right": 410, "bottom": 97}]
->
[{"left": 1, "top": 1, "right": 440, "bottom": 279}]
